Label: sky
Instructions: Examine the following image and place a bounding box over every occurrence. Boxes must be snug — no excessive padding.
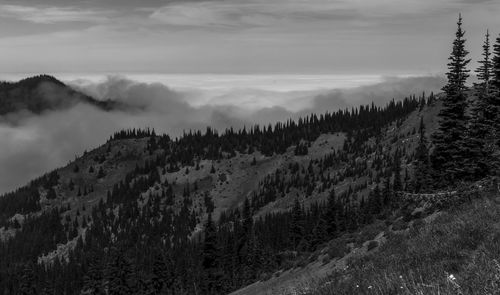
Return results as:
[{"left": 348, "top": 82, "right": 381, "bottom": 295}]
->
[
  {"left": 0, "top": 0, "right": 498, "bottom": 194},
  {"left": 0, "top": 0, "right": 498, "bottom": 75}
]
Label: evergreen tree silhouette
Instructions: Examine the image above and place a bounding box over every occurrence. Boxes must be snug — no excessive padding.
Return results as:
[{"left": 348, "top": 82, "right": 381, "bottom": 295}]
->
[
  {"left": 431, "top": 14, "right": 471, "bottom": 184},
  {"left": 467, "top": 30, "right": 496, "bottom": 178},
  {"left": 413, "top": 117, "right": 431, "bottom": 192}
]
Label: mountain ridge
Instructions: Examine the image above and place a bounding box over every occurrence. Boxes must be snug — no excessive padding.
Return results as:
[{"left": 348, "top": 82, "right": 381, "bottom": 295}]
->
[{"left": 0, "top": 74, "right": 124, "bottom": 116}]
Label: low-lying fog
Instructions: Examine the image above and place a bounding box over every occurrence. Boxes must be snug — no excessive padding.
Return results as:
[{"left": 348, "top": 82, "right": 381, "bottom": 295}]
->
[{"left": 0, "top": 74, "right": 445, "bottom": 194}]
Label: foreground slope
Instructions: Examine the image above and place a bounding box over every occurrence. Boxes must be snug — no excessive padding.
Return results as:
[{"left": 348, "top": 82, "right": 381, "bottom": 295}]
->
[
  {"left": 307, "top": 179, "right": 500, "bottom": 295},
  {"left": 232, "top": 178, "right": 500, "bottom": 295}
]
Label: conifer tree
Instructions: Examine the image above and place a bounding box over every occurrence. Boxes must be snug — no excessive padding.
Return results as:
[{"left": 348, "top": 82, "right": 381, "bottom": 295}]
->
[
  {"left": 492, "top": 33, "right": 500, "bottom": 90},
  {"left": 467, "top": 30, "right": 495, "bottom": 178},
  {"left": 310, "top": 214, "right": 328, "bottom": 250},
  {"left": 413, "top": 117, "right": 431, "bottom": 192},
  {"left": 97, "top": 167, "right": 106, "bottom": 179},
  {"left": 324, "top": 189, "right": 338, "bottom": 237},
  {"left": 491, "top": 32, "right": 500, "bottom": 150},
  {"left": 104, "top": 247, "right": 135, "bottom": 295},
  {"left": 81, "top": 250, "right": 104, "bottom": 295},
  {"left": 369, "top": 183, "right": 382, "bottom": 215},
  {"left": 392, "top": 152, "right": 403, "bottom": 193},
  {"left": 40, "top": 282, "right": 55, "bottom": 295},
  {"left": 382, "top": 177, "right": 392, "bottom": 207},
  {"left": 202, "top": 213, "right": 221, "bottom": 294},
  {"left": 19, "top": 264, "right": 37, "bottom": 295},
  {"left": 241, "top": 198, "right": 253, "bottom": 239},
  {"left": 289, "top": 198, "right": 304, "bottom": 250},
  {"left": 431, "top": 15, "right": 471, "bottom": 184},
  {"left": 151, "top": 252, "right": 173, "bottom": 294},
  {"left": 477, "top": 30, "right": 492, "bottom": 85},
  {"left": 46, "top": 187, "right": 57, "bottom": 200}
]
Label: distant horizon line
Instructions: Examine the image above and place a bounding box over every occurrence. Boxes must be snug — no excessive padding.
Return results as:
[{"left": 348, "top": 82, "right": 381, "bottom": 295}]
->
[{"left": 0, "top": 71, "right": 444, "bottom": 78}]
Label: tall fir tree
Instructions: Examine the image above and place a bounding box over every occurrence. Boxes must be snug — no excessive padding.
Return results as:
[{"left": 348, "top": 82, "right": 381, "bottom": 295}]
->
[
  {"left": 19, "top": 264, "right": 37, "bottom": 295},
  {"left": 289, "top": 198, "right": 304, "bottom": 250},
  {"left": 477, "top": 30, "right": 492, "bottom": 85},
  {"left": 151, "top": 253, "right": 172, "bottom": 294},
  {"left": 324, "top": 189, "right": 338, "bottom": 237},
  {"left": 491, "top": 32, "right": 500, "bottom": 153},
  {"left": 431, "top": 14, "right": 471, "bottom": 184},
  {"left": 81, "top": 249, "right": 105, "bottom": 295},
  {"left": 237, "top": 197, "right": 253, "bottom": 263},
  {"left": 467, "top": 30, "right": 496, "bottom": 178},
  {"left": 202, "top": 213, "right": 221, "bottom": 294},
  {"left": 310, "top": 213, "right": 328, "bottom": 250},
  {"left": 382, "top": 177, "right": 392, "bottom": 207},
  {"left": 392, "top": 150, "right": 403, "bottom": 199},
  {"left": 413, "top": 117, "right": 432, "bottom": 192},
  {"left": 369, "top": 183, "right": 383, "bottom": 215},
  {"left": 104, "top": 247, "right": 136, "bottom": 295},
  {"left": 492, "top": 33, "right": 500, "bottom": 90}
]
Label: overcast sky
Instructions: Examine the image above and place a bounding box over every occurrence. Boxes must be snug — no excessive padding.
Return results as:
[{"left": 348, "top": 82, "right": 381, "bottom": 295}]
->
[{"left": 0, "top": 0, "right": 498, "bottom": 75}]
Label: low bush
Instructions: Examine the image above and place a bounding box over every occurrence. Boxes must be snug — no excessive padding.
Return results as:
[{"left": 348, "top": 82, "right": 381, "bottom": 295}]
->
[
  {"left": 366, "top": 240, "right": 379, "bottom": 251},
  {"left": 321, "top": 255, "right": 331, "bottom": 265},
  {"left": 327, "top": 239, "right": 350, "bottom": 259},
  {"left": 392, "top": 219, "right": 408, "bottom": 231},
  {"left": 354, "top": 221, "right": 386, "bottom": 247}
]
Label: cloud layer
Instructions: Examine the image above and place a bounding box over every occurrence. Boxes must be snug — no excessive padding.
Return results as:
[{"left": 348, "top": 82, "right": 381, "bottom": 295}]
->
[
  {"left": 0, "top": 74, "right": 445, "bottom": 194},
  {"left": 0, "top": 0, "right": 498, "bottom": 74},
  {"left": 0, "top": 4, "right": 110, "bottom": 24}
]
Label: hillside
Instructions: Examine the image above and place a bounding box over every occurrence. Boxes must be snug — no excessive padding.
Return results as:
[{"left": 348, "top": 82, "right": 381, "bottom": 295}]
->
[
  {"left": 231, "top": 178, "right": 500, "bottom": 295},
  {"left": 0, "top": 75, "right": 122, "bottom": 117},
  {"left": 0, "top": 92, "right": 439, "bottom": 294}
]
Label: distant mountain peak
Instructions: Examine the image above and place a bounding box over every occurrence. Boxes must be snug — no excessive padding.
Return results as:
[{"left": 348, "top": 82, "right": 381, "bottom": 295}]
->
[{"left": 0, "top": 74, "right": 123, "bottom": 116}]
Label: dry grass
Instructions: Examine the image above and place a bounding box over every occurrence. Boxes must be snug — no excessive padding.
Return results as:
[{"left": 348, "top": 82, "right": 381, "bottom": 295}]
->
[{"left": 305, "top": 194, "right": 500, "bottom": 295}]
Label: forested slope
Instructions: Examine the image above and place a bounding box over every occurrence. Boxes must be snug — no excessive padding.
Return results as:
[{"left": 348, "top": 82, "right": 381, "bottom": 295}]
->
[{"left": 0, "top": 91, "right": 433, "bottom": 294}]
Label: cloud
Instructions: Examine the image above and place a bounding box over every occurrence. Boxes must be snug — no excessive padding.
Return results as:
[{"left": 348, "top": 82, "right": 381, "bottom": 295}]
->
[
  {"left": 147, "top": 0, "right": 473, "bottom": 29},
  {"left": 149, "top": 1, "right": 272, "bottom": 28},
  {"left": 0, "top": 0, "right": 498, "bottom": 75},
  {"left": 0, "top": 74, "right": 446, "bottom": 194},
  {"left": 314, "top": 75, "right": 447, "bottom": 108},
  {"left": 0, "top": 4, "right": 111, "bottom": 24},
  {"left": 148, "top": 0, "right": 363, "bottom": 28}
]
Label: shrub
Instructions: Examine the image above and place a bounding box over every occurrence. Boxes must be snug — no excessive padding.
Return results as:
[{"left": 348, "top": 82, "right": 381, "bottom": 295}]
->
[
  {"left": 355, "top": 221, "right": 386, "bottom": 246},
  {"left": 282, "top": 260, "right": 294, "bottom": 271},
  {"left": 321, "top": 255, "right": 331, "bottom": 265},
  {"left": 308, "top": 252, "right": 320, "bottom": 263},
  {"left": 409, "top": 218, "right": 426, "bottom": 236},
  {"left": 392, "top": 219, "right": 408, "bottom": 231},
  {"left": 260, "top": 272, "right": 272, "bottom": 282},
  {"left": 296, "top": 257, "right": 308, "bottom": 268},
  {"left": 367, "top": 240, "right": 379, "bottom": 251},
  {"left": 327, "top": 240, "right": 349, "bottom": 259}
]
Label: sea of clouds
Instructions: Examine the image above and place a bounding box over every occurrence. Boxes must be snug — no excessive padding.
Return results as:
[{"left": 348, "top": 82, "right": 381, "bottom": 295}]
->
[{"left": 0, "top": 74, "right": 445, "bottom": 194}]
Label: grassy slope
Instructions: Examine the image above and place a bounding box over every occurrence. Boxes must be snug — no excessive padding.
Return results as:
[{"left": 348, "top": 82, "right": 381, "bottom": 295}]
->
[
  {"left": 308, "top": 181, "right": 500, "bottom": 295},
  {"left": 231, "top": 180, "right": 500, "bottom": 295}
]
